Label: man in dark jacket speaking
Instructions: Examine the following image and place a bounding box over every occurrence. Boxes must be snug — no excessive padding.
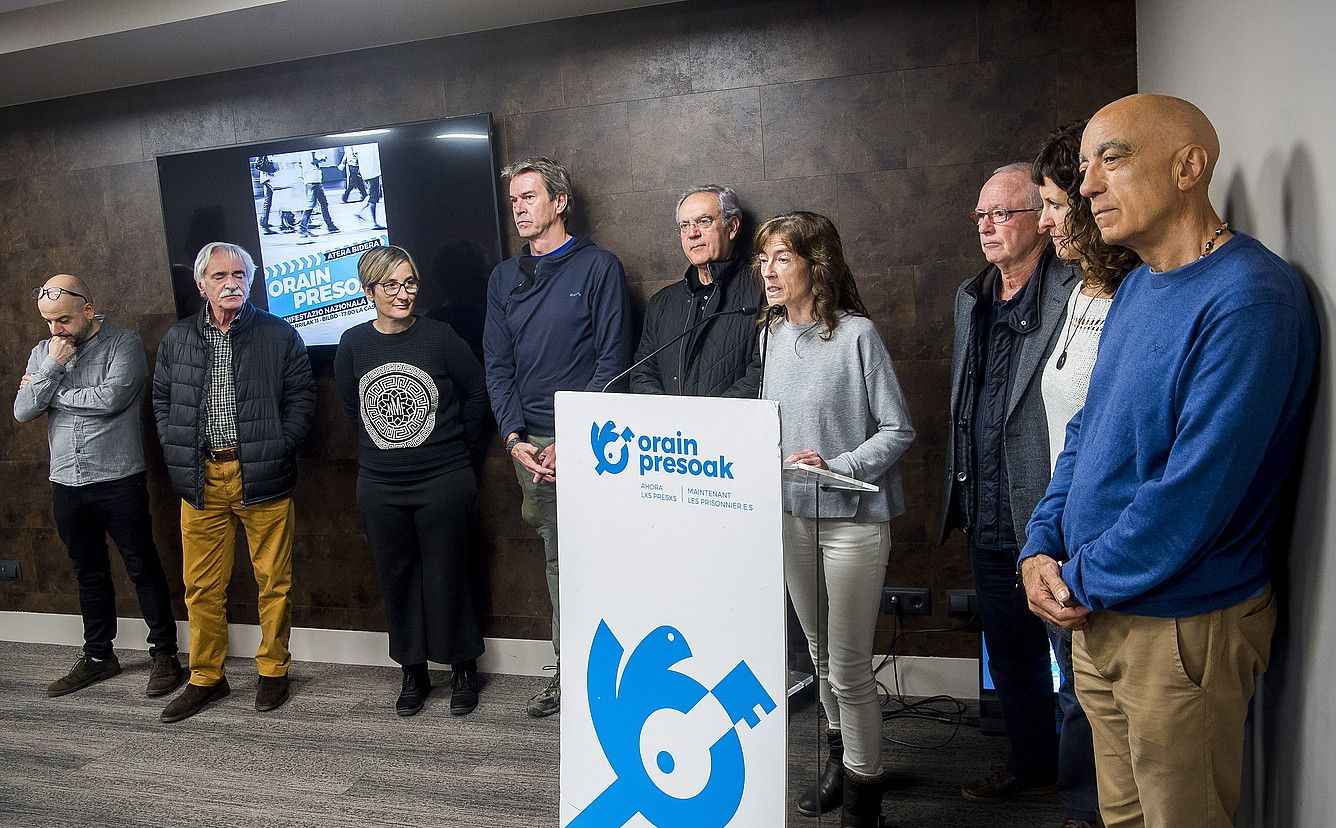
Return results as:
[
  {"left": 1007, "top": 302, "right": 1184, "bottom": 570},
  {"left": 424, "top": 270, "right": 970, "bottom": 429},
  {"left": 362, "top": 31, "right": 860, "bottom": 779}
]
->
[
  {"left": 153, "top": 241, "right": 315, "bottom": 723},
  {"left": 631, "top": 185, "right": 761, "bottom": 397},
  {"left": 483, "top": 157, "right": 633, "bottom": 718}
]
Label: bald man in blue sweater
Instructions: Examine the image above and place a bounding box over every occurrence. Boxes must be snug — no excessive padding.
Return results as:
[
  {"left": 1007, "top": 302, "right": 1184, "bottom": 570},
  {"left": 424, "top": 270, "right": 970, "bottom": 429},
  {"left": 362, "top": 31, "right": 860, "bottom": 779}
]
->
[{"left": 1019, "top": 95, "right": 1317, "bottom": 828}]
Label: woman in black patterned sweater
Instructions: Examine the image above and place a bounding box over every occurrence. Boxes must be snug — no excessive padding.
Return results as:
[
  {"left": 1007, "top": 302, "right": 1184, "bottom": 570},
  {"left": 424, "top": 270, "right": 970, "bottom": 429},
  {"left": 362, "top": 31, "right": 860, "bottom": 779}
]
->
[{"left": 335, "top": 245, "right": 489, "bottom": 717}]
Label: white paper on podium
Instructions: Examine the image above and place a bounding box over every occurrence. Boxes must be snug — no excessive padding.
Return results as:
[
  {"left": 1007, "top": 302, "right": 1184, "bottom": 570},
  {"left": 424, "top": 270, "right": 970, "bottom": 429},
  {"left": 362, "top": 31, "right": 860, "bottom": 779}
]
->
[{"left": 556, "top": 391, "right": 787, "bottom": 828}]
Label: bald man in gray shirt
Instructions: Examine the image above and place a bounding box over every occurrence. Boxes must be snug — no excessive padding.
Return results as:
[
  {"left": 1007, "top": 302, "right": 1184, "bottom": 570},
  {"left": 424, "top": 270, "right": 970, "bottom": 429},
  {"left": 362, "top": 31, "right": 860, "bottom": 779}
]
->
[{"left": 16, "top": 274, "right": 183, "bottom": 699}]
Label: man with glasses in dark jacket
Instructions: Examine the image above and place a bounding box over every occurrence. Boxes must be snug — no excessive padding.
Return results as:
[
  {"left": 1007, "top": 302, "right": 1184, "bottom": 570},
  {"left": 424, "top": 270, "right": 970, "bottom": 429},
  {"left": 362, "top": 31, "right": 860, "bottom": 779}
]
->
[
  {"left": 631, "top": 185, "right": 761, "bottom": 398},
  {"left": 942, "top": 164, "right": 1078, "bottom": 812},
  {"left": 153, "top": 241, "right": 315, "bottom": 723}
]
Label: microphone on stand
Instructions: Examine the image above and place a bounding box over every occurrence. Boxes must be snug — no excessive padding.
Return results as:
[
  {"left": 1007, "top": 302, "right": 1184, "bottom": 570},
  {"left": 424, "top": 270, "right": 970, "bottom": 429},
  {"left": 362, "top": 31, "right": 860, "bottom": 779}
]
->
[
  {"left": 757, "top": 304, "right": 782, "bottom": 399},
  {"left": 602, "top": 305, "right": 761, "bottom": 392}
]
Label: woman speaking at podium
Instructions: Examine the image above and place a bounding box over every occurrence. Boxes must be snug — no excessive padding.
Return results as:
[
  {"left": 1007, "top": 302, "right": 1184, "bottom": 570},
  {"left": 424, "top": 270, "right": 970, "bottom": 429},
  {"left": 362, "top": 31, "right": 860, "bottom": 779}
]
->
[
  {"left": 335, "top": 245, "right": 489, "bottom": 718},
  {"left": 756, "top": 212, "right": 915, "bottom": 827}
]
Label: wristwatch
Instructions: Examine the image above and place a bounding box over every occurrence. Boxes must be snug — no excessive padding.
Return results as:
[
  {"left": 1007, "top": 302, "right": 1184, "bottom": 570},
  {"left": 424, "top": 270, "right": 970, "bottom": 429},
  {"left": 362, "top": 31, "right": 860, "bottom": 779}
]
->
[{"left": 505, "top": 435, "right": 524, "bottom": 454}]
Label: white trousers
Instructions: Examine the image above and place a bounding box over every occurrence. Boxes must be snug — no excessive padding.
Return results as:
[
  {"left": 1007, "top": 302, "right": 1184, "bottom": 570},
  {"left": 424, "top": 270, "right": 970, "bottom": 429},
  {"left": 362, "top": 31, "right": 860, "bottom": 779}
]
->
[{"left": 782, "top": 513, "right": 891, "bottom": 776}]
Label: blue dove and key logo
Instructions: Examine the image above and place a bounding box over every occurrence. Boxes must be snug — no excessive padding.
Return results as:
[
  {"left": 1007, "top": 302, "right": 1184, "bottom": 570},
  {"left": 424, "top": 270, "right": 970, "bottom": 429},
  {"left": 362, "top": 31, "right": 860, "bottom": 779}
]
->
[
  {"left": 567, "top": 620, "right": 778, "bottom": 828},
  {"left": 592, "top": 420, "right": 635, "bottom": 475}
]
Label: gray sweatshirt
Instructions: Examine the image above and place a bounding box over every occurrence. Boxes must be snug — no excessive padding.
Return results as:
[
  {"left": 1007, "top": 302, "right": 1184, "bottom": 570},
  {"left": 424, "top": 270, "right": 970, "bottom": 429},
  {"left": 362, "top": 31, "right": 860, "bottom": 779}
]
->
[{"left": 762, "top": 313, "right": 915, "bottom": 521}]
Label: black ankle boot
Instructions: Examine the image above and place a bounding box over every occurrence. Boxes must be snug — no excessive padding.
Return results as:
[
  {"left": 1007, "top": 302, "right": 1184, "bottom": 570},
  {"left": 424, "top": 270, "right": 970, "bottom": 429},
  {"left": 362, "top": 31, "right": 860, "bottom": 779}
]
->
[
  {"left": 841, "top": 770, "right": 884, "bottom": 828},
  {"left": 797, "top": 729, "right": 844, "bottom": 815},
  {"left": 396, "top": 663, "right": 432, "bottom": 717},
  {"left": 450, "top": 658, "right": 480, "bottom": 716}
]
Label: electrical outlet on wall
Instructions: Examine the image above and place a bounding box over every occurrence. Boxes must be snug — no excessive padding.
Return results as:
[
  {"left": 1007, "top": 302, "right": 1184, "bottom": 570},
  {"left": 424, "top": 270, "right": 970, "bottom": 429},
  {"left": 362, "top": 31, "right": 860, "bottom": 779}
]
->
[
  {"left": 946, "top": 589, "right": 978, "bottom": 616},
  {"left": 882, "top": 587, "right": 931, "bottom": 616}
]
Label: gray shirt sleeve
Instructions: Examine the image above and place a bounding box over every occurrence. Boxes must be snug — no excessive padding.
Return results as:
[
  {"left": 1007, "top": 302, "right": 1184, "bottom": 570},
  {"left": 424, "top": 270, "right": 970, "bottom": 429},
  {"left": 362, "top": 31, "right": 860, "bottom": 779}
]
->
[
  {"left": 824, "top": 333, "right": 916, "bottom": 482},
  {"left": 50, "top": 333, "right": 147, "bottom": 417},
  {"left": 13, "top": 343, "right": 57, "bottom": 423}
]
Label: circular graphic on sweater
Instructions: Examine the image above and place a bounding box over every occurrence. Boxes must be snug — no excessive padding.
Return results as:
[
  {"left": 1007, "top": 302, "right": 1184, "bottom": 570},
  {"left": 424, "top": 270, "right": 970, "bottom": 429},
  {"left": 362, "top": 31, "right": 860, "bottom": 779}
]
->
[{"left": 359, "top": 362, "right": 438, "bottom": 450}]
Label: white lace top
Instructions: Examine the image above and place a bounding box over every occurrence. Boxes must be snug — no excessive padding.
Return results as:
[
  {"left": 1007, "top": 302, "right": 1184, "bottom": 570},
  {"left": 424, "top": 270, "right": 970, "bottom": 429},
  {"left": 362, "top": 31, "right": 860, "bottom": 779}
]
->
[{"left": 1042, "top": 284, "right": 1113, "bottom": 472}]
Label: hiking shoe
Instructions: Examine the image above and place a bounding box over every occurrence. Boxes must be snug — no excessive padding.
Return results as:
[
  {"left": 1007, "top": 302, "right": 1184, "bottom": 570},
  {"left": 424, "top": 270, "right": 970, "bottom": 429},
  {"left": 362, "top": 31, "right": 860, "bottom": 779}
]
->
[{"left": 526, "top": 667, "right": 560, "bottom": 718}]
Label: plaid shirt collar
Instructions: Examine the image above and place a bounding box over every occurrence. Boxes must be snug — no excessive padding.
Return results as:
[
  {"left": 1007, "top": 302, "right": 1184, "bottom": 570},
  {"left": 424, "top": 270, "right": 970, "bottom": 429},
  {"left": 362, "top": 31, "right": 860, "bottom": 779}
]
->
[{"left": 202, "top": 301, "right": 252, "bottom": 332}]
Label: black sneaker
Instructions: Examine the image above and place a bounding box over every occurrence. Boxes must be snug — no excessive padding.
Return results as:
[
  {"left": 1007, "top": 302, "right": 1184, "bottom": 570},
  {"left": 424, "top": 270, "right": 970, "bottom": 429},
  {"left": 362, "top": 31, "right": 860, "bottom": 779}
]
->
[
  {"left": 961, "top": 764, "right": 1057, "bottom": 803},
  {"left": 397, "top": 664, "right": 431, "bottom": 717},
  {"left": 525, "top": 666, "right": 560, "bottom": 718},
  {"left": 47, "top": 653, "right": 121, "bottom": 697},
  {"left": 450, "top": 662, "right": 480, "bottom": 716},
  {"left": 145, "top": 654, "right": 185, "bottom": 697}
]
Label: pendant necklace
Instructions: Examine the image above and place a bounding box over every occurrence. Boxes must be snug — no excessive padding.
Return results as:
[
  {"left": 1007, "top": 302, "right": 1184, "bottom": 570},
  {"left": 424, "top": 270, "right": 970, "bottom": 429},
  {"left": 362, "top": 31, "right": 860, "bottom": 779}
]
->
[{"left": 1055, "top": 288, "right": 1102, "bottom": 371}]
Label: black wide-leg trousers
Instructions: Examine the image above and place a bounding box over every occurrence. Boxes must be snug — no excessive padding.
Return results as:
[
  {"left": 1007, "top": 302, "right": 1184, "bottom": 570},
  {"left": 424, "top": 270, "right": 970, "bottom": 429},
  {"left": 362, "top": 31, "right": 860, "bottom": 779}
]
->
[{"left": 356, "top": 466, "right": 484, "bottom": 667}]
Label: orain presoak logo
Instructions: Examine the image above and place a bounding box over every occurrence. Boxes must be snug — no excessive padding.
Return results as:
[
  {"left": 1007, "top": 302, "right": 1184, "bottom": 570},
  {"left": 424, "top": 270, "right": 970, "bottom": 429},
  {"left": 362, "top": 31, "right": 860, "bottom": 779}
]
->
[{"left": 590, "top": 420, "right": 734, "bottom": 479}]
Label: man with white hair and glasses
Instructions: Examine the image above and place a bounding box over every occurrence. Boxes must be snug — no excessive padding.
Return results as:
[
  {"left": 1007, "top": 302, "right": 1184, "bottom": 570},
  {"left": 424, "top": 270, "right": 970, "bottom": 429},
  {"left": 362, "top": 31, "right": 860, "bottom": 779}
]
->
[
  {"left": 631, "top": 184, "right": 761, "bottom": 397},
  {"left": 152, "top": 242, "right": 315, "bottom": 723},
  {"left": 942, "top": 164, "right": 1079, "bottom": 810}
]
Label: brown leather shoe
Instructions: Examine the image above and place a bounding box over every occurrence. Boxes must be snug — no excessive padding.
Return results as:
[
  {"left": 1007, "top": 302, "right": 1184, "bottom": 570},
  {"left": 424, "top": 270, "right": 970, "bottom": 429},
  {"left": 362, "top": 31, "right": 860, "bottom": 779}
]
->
[
  {"left": 145, "top": 655, "right": 185, "bottom": 697},
  {"left": 47, "top": 653, "right": 121, "bottom": 697},
  {"left": 961, "top": 764, "right": 1057, "bottom": 802},
  {"left": 160, "top": 678, "right": 230, "bottom": 723},
  {"left": 255, "top": 674, "right": 290, "bottom": 712}
]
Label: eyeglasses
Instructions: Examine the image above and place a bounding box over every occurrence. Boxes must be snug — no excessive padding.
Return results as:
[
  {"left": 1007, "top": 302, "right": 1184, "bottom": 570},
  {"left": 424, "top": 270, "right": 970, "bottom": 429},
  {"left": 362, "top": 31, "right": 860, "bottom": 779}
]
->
[
  {"left": 32, "top": 286, "right": 88, "bottom": 301},
  {"left": 374, "top": 278, "right": 419, "bottom": 296},
  {"left": 970, "top": 208, "right": 1039, "bottom": 226},
  {"left": 677, "top": 215, "right": 719, "bottom": 234}
]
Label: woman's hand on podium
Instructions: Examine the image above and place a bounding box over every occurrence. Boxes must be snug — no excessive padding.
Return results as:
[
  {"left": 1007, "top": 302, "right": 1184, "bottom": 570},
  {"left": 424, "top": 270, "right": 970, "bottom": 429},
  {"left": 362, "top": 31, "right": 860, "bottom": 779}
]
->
[{"left": 785, "top": 449, "right": 828, "bottom": 470}]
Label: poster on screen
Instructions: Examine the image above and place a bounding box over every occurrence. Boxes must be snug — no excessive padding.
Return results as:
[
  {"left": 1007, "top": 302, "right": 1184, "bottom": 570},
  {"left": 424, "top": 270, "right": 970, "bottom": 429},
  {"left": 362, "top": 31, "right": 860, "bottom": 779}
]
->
[{"left": 248, "top": 143, "right": 391, "bottom": 346}]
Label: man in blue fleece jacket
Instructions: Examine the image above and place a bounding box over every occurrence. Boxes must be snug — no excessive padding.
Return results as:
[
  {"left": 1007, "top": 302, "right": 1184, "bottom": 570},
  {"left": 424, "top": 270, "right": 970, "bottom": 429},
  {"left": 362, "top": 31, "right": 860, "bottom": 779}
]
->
[
  {"left": 483, "top": 157, "right": 633, "bottom": 718},
  {"left": 1019, "top": 95, "right": 1317, "bottom": 827}
]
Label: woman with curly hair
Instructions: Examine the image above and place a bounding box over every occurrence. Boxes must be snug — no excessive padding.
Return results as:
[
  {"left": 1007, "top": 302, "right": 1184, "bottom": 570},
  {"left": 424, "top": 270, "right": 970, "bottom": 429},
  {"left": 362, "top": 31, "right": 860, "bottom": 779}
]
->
[
  {"left": 1031, "top": 121, "right": 1140, "bottom": 828},
  {"left": 756, "top": 211, "right": 916, "bottom": 827}
]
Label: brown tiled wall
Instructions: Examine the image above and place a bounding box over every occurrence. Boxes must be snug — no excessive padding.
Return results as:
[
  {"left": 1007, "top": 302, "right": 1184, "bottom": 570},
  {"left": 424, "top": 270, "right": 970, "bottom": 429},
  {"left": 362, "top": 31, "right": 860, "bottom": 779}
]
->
[{"left": 0, "top": 0, "right": 1136, "bottom": 657}]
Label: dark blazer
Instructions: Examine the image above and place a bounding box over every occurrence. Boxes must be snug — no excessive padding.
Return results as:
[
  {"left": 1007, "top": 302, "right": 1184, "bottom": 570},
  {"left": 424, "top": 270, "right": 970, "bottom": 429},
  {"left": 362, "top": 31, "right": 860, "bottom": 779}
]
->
[
  {"left": 152, "top": 304, "right": 315, "bottom": 509},
  {"left": 939, "top": 247, "right": 1079, "bottom": 548}
]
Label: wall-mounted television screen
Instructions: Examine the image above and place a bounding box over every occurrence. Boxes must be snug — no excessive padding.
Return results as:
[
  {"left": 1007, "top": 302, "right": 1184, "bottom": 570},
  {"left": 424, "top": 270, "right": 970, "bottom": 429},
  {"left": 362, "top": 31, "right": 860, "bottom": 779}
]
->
[{"left": 156, "top": 113, "right": 503, "bottom": 355}]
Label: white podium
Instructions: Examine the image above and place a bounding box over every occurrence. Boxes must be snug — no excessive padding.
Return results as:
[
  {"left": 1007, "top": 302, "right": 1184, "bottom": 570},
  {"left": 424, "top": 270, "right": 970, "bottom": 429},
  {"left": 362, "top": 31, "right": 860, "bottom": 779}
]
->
[{"left": 555, "top": 391, "right": 788, "bottom": 828}]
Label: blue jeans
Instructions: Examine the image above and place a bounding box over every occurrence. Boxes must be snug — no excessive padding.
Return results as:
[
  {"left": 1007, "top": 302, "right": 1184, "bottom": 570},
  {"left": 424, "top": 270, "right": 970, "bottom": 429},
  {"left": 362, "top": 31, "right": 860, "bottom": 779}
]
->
[
  {"left": 970, "top": 541, "right": 1058, "bottom": 784},
  {"left": 1047, "top": 623, "right": 1101, "bottom": 822}
]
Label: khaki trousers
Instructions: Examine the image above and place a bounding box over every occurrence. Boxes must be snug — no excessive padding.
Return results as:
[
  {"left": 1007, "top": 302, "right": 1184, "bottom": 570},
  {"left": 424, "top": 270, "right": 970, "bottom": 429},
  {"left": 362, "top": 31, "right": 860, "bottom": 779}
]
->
[
  {"left": 1073, "top": 587, "right": 1276, "bottom": 828},
  {"left": 180, "top": 458, "right": 295, "bottom": 685},
  {"left": 512, "top": 435, "right": 559, "bottom": 655}
]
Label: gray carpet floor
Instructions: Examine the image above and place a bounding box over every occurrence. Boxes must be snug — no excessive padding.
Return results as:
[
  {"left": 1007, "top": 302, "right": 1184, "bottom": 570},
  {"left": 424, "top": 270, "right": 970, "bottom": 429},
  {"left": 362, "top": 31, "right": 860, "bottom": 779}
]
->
[{"left": 0, "top": 642, "right": 1064, "bottom": 827}]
